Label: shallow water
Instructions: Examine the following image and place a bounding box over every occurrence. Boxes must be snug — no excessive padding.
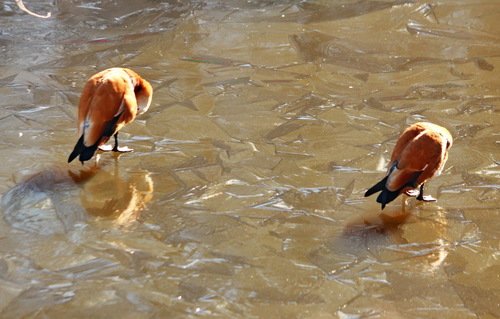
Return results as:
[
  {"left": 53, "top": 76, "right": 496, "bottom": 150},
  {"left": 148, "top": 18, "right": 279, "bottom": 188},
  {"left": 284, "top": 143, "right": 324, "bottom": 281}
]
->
[{"left": 0, "top": 0, "right": 499, "bottom": 318}]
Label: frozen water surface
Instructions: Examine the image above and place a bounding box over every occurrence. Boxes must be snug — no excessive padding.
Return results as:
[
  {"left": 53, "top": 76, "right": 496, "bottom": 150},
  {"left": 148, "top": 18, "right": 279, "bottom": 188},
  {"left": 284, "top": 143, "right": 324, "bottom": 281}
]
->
[{"left": 0, "top": 0, "right": 498, "bottom": 318}]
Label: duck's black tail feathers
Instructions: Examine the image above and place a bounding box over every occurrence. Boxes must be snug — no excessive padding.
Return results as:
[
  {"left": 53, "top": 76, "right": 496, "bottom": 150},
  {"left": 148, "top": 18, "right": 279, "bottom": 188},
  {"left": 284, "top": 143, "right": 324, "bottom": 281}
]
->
[
  {"left": 68, "top": 113, "right": 122, "bottom": 164},
  {"left": 67, "top": 135, "right": 99, "bottom": 164},
  {"left": 365, "top": 176, "right": 402, "bottom": 210},
  {"left": 365, "top": 171, "right": 423, "bottom": 210},
  {"left": 364, "top": 176, "right": 388, "bottom": 198},
  {"left": 375, "top": 188, "right": 402, "bottom": 210}
]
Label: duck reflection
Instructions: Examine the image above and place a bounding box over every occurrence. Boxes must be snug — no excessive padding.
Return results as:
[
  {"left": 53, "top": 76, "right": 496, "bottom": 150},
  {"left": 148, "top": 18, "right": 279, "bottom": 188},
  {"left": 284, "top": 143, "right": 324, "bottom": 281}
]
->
[
  {"left": 344, "top": 199, "right": 451, "bottom": 273},
  {"left": 75, "top": 163, "right": 153, "bottom": 226},
  {"left": 345, "top": 198, "right": 413, "bottom": 238}
]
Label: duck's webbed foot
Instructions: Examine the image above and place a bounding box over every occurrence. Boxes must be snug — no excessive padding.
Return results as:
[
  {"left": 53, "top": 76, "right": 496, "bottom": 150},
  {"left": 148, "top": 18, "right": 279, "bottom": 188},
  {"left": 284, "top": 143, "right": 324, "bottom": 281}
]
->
[{"left": 415, "top": 184, "right": 437, "bottom": 202}]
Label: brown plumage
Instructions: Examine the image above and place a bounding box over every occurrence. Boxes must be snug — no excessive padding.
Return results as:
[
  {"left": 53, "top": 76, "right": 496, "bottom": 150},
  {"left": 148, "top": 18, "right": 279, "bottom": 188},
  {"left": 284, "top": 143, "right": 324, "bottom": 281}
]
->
[
  {"left": 68, "top": 68, "right": 153, "bottom": 164},
  {"left": 365, "top": 122, "right": 453, "bottom": 209}
]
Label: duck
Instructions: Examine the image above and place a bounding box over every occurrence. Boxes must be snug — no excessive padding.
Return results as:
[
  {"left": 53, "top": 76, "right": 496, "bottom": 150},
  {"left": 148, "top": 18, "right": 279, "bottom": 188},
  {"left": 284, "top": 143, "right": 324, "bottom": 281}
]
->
[
  {"left": 365, "top": 122, "right": 453, "bottom": 209},
  {"left": 68, "top": 68, "right": 153, "bottom": 164}
]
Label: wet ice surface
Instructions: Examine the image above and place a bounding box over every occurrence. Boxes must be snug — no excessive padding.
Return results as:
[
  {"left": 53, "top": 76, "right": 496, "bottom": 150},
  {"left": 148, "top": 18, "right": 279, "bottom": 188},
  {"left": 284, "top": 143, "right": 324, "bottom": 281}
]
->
[{"left": 0, "top": 0, "right": 499, "bottom": 318}]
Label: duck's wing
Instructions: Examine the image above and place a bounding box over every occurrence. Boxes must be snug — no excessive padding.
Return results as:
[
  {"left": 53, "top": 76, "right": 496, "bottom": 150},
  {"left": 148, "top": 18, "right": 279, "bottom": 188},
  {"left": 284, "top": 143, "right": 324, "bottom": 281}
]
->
[
  {"left": 386, "top": 131, "right": 444, "bottom": 192},
  {"left": 390, "top": 123, "right": 427, "bottom": 163}
]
